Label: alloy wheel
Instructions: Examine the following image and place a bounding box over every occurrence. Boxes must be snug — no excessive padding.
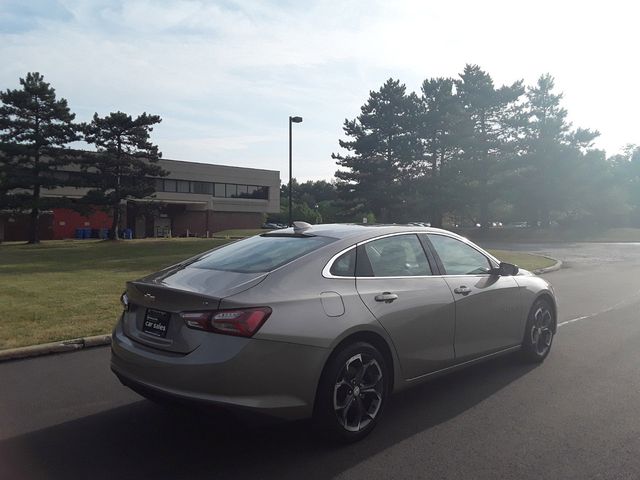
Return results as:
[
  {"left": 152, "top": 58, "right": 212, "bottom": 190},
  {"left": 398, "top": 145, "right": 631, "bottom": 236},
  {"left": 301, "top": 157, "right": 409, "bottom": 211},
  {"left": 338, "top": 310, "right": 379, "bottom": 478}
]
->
[
  {"left": 333, "top": 353, "right": 384, "bottom": 432},
  {"left": 530, "top": 306, "right": 553, "bottom": 356}
]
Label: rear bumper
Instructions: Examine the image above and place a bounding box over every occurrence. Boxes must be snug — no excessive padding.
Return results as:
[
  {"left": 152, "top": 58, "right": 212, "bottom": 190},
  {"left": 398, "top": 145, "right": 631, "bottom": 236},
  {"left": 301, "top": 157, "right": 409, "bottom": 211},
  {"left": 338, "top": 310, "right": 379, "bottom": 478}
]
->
[{"left": 110, "top": 320, "right": 328, "bottom": 420}]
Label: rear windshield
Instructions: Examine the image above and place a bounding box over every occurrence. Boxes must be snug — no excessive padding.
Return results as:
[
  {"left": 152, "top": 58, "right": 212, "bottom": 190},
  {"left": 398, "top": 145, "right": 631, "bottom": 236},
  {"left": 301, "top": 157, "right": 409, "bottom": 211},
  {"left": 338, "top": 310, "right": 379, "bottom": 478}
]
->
[{"left": 189, "top": 235, "right": 335, "bottom": 273}]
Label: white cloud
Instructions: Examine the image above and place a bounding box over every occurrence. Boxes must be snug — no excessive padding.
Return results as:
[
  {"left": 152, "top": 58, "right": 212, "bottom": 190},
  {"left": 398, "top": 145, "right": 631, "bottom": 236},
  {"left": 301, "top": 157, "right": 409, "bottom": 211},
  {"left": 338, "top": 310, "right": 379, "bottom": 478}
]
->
[{"left": 1, "top": 0, "right": 639, "bottom": 180}]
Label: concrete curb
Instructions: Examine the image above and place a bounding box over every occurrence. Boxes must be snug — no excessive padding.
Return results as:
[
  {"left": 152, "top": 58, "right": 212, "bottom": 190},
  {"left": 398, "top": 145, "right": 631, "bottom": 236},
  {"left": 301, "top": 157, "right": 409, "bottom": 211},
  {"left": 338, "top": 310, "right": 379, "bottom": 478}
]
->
[
  {"left": 533, "top": 257, "right": 563, "bottom": 275},
  {"left": 0, "top": 334, "right": 111, "bottom": 362}
]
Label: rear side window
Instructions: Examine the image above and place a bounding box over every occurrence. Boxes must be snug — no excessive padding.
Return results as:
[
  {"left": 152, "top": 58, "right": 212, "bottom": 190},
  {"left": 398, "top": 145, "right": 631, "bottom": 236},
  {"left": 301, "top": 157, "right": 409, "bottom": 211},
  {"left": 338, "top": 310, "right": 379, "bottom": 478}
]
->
[
  {"left": 329, "top": 248, "right": 356, "bottom": 277},
  {"left": 190, "top": 235, "right": 334, "bottom": 273},
  {"left": 359, "top": 235, "right": 432, "bottom": 277}
]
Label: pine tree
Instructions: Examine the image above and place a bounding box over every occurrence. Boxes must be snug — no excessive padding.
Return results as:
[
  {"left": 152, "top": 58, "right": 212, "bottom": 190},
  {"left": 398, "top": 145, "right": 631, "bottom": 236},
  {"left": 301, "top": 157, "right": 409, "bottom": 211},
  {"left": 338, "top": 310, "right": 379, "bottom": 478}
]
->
[
  {"left": 415, "top": 77, "right": 465, "bottom": 227},
  {"left": 82, "top": 112, "right": 167, "bottom": 240},
  {"left": 455, "top": 65, "right": 523, "bottom": 229},
  {"left": 0, "top": 72, "right": 81, "bottom": 243},
  {"left": 332, "top": 78, "right": 422, "bottom": 222},
  {"left": 516, "top": 74, "right": 598, "bottom": 226}
]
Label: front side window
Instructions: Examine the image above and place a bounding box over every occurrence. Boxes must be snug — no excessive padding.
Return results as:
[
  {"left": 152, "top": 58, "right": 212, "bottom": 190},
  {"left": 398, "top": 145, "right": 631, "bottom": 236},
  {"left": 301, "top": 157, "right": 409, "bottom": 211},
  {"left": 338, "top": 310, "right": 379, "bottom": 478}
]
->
[
  {"left": 361, "top": 235, "right": 431, "bottom": 277},
  {"left": 428, "top": 234, "right": 491, "bottom": 275}
]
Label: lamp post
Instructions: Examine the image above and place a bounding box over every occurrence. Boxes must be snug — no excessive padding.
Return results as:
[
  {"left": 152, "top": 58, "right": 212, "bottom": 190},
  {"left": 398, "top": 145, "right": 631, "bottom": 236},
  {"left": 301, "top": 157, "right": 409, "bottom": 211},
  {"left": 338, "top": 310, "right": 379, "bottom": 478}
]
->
[{"left": 288, "top": 115, "right": 303, "bottom": 227}]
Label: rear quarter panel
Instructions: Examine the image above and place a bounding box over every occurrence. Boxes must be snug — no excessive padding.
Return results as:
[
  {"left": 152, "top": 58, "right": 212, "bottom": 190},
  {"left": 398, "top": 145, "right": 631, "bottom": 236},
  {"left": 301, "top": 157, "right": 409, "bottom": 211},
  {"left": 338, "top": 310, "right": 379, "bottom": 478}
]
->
[{"left": 219, "top": 240, "right": 405, "bottom": 390}]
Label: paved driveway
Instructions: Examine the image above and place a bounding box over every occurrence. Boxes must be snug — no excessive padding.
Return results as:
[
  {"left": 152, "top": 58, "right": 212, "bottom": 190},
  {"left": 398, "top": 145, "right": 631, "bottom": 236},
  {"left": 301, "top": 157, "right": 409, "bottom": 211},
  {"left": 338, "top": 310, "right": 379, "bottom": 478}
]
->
[{"left": 2, "top": 242, "right": 640, "bottom": 479}]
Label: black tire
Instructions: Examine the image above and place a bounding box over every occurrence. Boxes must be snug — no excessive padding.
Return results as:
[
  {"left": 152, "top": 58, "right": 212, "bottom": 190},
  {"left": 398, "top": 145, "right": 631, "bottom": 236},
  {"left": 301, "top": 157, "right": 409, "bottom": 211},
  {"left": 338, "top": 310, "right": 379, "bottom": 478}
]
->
[
  {"left": 519, "top": 298, "right": 555, "bottom": 363},
  {"left": 313, "top": 341, "right": 389, "bottom": 443}
]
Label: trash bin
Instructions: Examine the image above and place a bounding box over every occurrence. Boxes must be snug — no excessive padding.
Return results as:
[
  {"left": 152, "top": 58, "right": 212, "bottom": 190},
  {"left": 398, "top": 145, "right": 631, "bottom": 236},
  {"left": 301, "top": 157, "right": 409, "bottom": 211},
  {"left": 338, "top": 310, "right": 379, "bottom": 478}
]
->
[
  {"left": 75, "top": 228, "right": 84, "bottom": 239},
  {"left": 99, "top": 228, "right": 110, "bottom": 239},
  {"left": 123, "top": 228, "right": 133, "bottom": 240}
]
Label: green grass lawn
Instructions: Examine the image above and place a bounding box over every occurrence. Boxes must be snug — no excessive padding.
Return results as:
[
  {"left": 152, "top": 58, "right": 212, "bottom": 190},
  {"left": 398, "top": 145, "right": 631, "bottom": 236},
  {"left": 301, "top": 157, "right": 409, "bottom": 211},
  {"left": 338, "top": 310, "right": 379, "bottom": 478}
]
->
[
  {"left": 489, "top": 250, "right": 556, "bottom": 271},
  {"left": 0, "top": 237, "right": 554, "bottom": 350}
]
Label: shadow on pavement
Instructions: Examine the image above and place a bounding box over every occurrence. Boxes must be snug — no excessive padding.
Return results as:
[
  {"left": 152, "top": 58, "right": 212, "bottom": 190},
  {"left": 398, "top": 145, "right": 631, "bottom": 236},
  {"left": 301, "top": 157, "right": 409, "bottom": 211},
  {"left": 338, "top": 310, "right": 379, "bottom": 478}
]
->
[{"left": 0, "top": 355, "right": 537, "bottom": 480}]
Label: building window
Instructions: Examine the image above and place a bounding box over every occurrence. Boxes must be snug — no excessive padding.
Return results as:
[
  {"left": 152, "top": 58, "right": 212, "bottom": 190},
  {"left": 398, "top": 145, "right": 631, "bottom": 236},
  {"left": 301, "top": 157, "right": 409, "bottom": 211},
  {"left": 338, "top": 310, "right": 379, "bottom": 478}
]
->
[
  {"left": 214, "top": 183, "right": 226, "bottom": 197},
  {"left": 193, "top": 181, "right": 213, "bottom": 194},
  {"left": 177, "top": 180, "right": 191, "bottom": 193},
  {"left": 237, "top": 185, "right": 248, "bottom": 197},
  {"left": 226, "top": 184, "right": 238, "bottom": 198},
  {"left": 164, "top": 179, "right": 177, "bottom": 192},
  {"left": 153, "top": 178, "right": 268, "bottom": 200},
  {"left": 253, "top": 186, "right": 269, "bottom": 199}
]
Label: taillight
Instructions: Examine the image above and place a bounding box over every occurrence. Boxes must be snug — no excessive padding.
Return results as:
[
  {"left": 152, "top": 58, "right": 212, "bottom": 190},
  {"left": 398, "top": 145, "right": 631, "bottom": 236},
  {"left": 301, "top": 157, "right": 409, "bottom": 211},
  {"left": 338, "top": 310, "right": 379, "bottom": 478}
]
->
[
  {"left": 180, "top": 307, "right": 272, "bottom": 338},
  {"left": 120, "top": 292, "right": 129, "bottom": 311}
]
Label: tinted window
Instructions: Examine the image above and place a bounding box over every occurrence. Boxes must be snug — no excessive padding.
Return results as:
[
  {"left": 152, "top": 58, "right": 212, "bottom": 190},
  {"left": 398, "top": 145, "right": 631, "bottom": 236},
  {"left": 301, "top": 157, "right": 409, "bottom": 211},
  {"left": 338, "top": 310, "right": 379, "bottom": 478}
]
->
[
  {"left": 428, "top": 235, "right": 491, "bottom": 275},
  {"left": 226, "top": 184, "right": 237, "bottom": 198},
  {"left": 193, "top": 181, "right": 213, "bottom": 194},
  {"left": 254, "top": 186, "right": 269, "bottom": 199},
  {"left": 330, "top": 248, "right": 356, "bottom": 276},
  {"left": 177, "top": 180, "right": 191, "bottom": 193},
  {"left": 214, "top": 183, "right": 226, "bottom": 197},
  {"left": 164, "top": 179, "right": 177, "bottom": 192},
  {"left": 190, "top": 235, "right": 334, "bottom": 273},
  {"left": 362, "top": 235, "right": 431, "bottom": 277}
]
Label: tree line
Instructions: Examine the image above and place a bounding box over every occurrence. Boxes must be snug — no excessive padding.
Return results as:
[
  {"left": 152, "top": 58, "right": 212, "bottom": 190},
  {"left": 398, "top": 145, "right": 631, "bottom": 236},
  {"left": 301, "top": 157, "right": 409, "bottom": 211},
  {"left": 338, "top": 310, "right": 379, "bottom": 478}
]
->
[
  {"left": 2, "top": 69, "right": 639, "bottom": 242},
  {"left": 0, "top": 72, "right": 165, "bottom": 243},
  {"left": 334, "top": 65, "right": 639, "bottom": 228},
  {"left": 280, "top": 65, "right": 639, "bottom": 230}
]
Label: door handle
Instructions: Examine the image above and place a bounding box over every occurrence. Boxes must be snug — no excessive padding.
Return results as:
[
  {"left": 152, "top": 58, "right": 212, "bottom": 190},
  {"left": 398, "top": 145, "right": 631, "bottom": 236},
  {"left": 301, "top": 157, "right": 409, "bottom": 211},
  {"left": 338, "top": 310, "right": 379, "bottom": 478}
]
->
[
  {"left": 454, "top": 286, "right": 471, "bottom": 295},
  {"left": 375, "top": 292, "right": 398, "bottom": 303}
]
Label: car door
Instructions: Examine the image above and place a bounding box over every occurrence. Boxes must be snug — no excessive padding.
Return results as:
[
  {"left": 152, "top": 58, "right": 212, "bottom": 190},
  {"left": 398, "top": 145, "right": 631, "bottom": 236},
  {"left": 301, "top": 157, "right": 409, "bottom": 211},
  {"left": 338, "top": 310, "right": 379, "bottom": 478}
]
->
[
  {"left": 354, "top": 233, "right": 456, "bottom": 379},
  {"left": 425, "top": 233, "right": 522, "bottom": 361}
]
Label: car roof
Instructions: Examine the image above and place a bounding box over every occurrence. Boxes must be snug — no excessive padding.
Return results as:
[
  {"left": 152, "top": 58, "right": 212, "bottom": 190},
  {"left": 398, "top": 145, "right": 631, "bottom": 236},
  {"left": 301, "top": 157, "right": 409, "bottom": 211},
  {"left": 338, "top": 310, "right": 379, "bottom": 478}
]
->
[{"left": 263, "top": 223, "right": 467, "bottom": 242}]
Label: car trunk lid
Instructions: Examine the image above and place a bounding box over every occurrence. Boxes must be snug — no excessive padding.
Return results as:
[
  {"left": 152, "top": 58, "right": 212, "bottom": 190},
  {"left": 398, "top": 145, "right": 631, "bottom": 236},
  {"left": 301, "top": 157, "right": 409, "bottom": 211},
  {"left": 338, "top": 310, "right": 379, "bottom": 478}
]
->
[{"left": 122, "top": 266, "right": 267, "bottom": 354}]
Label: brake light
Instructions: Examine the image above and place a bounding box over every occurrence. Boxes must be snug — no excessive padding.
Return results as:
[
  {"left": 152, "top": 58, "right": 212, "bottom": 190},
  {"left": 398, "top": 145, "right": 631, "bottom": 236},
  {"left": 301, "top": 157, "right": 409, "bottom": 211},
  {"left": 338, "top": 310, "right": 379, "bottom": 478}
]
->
[{"left": 180, "top": 307, "right": 272, "bottom": 337}]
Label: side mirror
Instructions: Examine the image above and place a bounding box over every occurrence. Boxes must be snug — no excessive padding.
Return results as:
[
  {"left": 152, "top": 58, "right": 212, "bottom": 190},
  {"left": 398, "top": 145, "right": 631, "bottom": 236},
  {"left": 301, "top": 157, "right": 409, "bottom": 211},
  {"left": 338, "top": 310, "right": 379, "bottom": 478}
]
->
[{"left": 492, "top": 262, "right": 519, "bottom": 276}]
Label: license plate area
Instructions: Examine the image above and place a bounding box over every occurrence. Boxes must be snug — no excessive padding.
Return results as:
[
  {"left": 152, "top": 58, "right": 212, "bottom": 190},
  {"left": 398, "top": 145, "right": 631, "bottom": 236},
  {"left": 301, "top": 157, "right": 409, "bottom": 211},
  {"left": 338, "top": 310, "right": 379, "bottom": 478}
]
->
[{"left": 143, "top": 309, "right": 171, "bottom": 338}]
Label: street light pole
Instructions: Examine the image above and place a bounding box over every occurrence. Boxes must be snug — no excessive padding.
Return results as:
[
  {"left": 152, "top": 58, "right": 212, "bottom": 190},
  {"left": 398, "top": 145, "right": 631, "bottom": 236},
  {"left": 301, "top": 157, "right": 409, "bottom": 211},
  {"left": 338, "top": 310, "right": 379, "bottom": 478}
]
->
[{"left": 288, "top": 115, "right": 303, "bottom": 227}]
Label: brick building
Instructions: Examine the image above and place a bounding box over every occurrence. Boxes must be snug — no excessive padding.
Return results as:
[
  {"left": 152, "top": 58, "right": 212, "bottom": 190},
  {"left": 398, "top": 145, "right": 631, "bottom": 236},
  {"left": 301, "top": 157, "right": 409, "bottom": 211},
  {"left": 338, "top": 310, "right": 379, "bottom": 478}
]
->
[{"left": 1, "top": 157, "right": 280, "bottom": 241}]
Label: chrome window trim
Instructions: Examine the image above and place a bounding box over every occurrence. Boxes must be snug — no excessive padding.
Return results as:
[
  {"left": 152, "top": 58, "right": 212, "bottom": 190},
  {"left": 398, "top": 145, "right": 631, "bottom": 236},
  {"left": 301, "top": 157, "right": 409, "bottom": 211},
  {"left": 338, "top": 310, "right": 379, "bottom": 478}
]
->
[
  {"left": 322, "top": 244, "right": 357, "bottom": 279},
  {"left": 322, "top": 231, "right": 436, "bottom": 279}
]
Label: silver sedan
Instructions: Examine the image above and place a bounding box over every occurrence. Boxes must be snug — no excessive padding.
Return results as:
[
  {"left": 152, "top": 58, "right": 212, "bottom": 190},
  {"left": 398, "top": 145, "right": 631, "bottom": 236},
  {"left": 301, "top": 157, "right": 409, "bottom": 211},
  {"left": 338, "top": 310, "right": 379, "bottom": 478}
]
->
[{"left": 111, "top": 223, "right": 557, "bottom": 442}]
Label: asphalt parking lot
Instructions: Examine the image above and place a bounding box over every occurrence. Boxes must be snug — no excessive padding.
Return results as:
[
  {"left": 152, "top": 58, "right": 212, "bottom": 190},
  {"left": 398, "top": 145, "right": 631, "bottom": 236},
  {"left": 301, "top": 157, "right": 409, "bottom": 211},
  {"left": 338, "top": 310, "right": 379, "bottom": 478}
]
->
[{"left": 2, "top": 242, "right": 640, "bottom": 479}]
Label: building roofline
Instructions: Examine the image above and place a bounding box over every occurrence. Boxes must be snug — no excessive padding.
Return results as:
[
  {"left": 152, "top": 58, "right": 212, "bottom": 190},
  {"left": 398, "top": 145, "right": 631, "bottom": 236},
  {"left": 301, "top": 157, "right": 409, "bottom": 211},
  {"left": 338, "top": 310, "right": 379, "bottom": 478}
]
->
[
  {"left": 158, "top": 157, "right": 278, "bottom": 176},
  {"left": 55, "top": 148, "right": 279, "bottom": 176}
]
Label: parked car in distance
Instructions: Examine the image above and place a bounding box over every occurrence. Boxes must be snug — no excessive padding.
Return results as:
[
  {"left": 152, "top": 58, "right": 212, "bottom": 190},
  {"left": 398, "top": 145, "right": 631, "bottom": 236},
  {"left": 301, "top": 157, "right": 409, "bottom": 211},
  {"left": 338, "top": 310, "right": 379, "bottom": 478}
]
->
[
  {"left": 111, "top": 223, "right": 557, "bottom": 442},
  {"left": 509, "top": 221, "right": 529, "bottom": 228}
]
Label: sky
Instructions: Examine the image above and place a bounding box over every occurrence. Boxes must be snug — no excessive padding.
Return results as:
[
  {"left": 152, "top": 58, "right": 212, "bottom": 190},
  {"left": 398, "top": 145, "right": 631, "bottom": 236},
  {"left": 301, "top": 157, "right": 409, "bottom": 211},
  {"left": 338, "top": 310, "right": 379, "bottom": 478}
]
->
[{"left": 0, "top": 0, "right": 638, "bottom": 182}]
